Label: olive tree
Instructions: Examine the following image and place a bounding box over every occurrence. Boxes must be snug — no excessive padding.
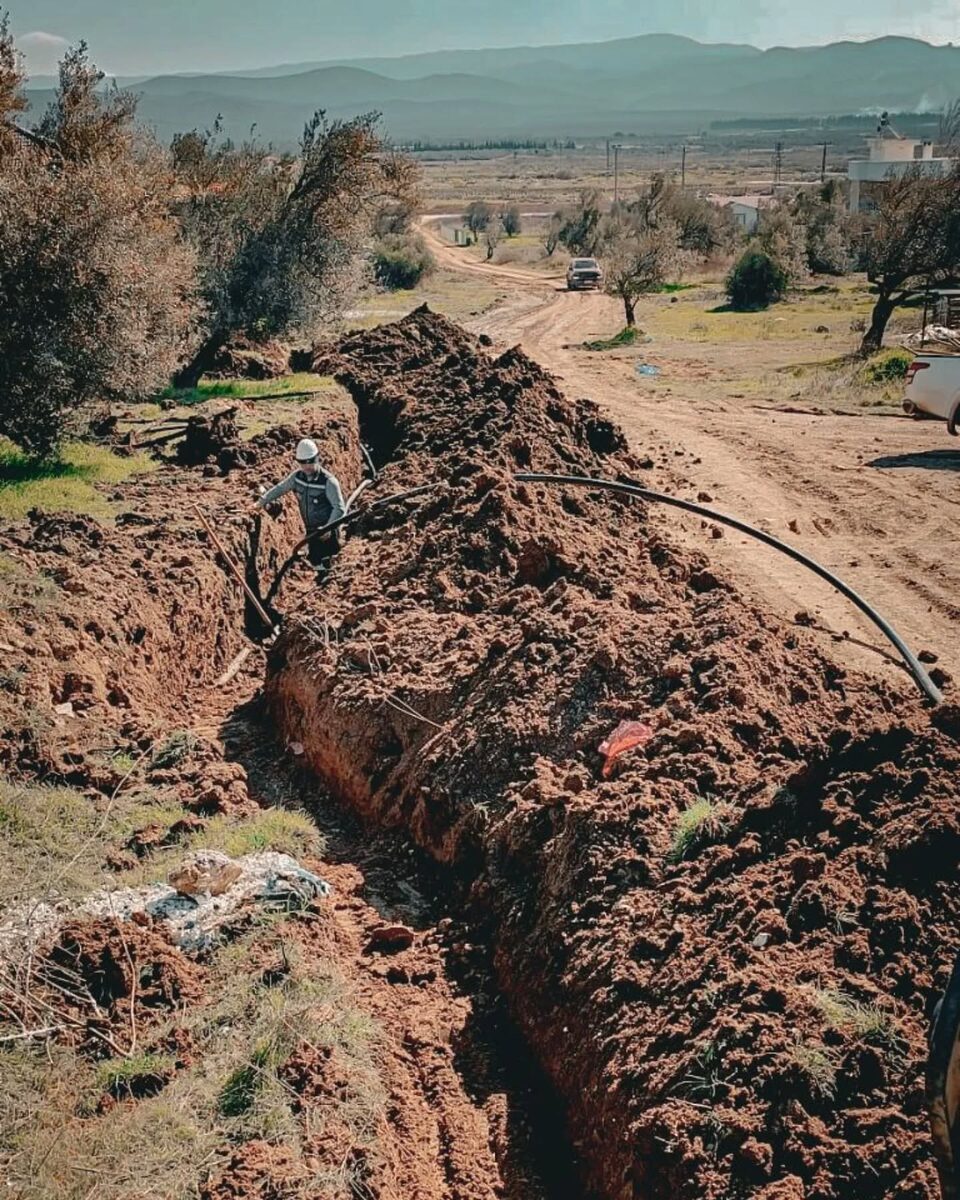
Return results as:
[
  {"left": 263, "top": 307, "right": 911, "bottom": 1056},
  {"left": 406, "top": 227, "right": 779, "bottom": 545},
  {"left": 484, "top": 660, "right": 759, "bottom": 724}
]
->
[
  {"left": 501, "top": 204, "right": 522, "bottom": 236},
  {"left": 0, "top": 35, "right": 197, "bottom": 457},
  {"left": 463, "top": 200, "right": 492, "bottom": 240},
  {"left": 173, "top": 112, "right": 417, "bottom": 385},
  {"left": 554, "top": 190, "right": 605, "bottom": 256},
  {"left": 857, "top": 165, "right": 960, "bottom": 354}
]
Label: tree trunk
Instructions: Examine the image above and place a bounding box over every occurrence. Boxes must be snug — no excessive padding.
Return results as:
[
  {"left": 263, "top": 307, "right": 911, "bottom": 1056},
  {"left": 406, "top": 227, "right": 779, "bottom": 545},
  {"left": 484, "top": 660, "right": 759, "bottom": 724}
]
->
[
  {"left": 623, "top": 295, "right": 637, "bottom": 328},
  {"left": 173, "top": 332, "right": 228, "bottom": 389},
  {"left": 859, "top": 293, "right": 897, "bottom": 356}
]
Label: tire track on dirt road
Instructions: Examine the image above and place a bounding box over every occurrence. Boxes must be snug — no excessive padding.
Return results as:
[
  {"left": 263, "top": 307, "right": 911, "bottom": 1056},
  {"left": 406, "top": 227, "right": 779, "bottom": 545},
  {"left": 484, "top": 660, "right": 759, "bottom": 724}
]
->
[{"left": 421, "top": 217, "right": 960, "bottom": 694}]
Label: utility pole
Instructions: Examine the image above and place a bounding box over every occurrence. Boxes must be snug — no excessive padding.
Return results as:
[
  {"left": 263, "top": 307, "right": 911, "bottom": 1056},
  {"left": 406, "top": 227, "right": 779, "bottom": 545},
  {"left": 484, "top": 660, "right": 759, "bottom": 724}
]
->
[
  {"left": 613, "top": 142, "right": 622, "bottom": 207},
  {"left": 606, "top": 138, "right": 611, "bottom": 175},
  {"left": 681, "top": 143, "right": 687, "bottom": 190},
  {"left": 820, "top": 141, "right": 831, "bottom": 183},
  {"left": 774, "top": 141, "right": 783, "bottom": 187}
]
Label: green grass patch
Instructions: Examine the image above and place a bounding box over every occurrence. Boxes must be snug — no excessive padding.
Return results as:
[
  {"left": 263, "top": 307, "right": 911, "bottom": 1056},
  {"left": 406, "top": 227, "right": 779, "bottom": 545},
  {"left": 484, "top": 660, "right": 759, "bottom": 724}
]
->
[
  {"left": 786, "top": 1038, "right": 838, "bottom": 1099},
  {"left": 96, "top": 1053, "right": 175, "bottom": 1098},
  {"left": 582, "top": 326, "right": 646, "bottom": 352},
  {"left": 667, "top": 798, "right": 732, "bottom": 864},
  {"left": 160, "top": 372, "right": 334, "bottom": 408},
  {"left": 0, "top": 779, "right": 184, "bottom": 904},
  {"left": 0, "top": 439, "right": 155, "bottom": 520},
  {"left": 219, "top": 1043, "right": 273, "bottom": 1116},
  {"left": 151, "top": 730, "right": 197, "bottom": 771},
  {"left": 193, "top": 809, "right": 323, "bottom": 860},
  {"left": 809, "top": 986, "right": 901, "bottom": 1049},
  {"left": 861, "top": 348, "right": 912, "bottom": 385},
  {"left": 655, "top": 282, "right": 696, "bottom": 294}
]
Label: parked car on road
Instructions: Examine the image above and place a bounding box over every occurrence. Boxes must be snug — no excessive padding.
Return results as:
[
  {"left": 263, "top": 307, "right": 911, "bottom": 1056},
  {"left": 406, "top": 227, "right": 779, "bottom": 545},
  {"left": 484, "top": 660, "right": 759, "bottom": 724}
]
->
[
  {"left": 904, "top": 354, "right": 960, "bottom": 434},
  {"left": 566, "top": 257, "right": 604, "bottom": 291}
]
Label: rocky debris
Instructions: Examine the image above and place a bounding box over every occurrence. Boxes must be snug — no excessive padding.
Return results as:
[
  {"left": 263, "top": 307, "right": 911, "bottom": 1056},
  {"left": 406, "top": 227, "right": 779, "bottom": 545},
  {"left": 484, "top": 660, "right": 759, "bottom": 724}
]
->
[
  {"left": 176, "top": 409, "right": 244, "bottom": 467},
  {"left": 268, "top": 308, "right": 960, "bottom": 1200},
  {"left": 0, "top": 851, "right": 331, "bottom": 958},
  {"left": 365, "top": 923, "right": 416, "bottom": 954},
  {"left": 169, "top": 850, "right": 244, "bottom": 896}
]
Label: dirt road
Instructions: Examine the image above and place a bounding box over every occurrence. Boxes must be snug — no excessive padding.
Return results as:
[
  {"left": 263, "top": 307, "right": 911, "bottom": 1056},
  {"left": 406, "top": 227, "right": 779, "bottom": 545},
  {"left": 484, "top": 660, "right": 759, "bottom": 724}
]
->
[{"left": 421, "top": 217, "right": 959, "bottom": 696}]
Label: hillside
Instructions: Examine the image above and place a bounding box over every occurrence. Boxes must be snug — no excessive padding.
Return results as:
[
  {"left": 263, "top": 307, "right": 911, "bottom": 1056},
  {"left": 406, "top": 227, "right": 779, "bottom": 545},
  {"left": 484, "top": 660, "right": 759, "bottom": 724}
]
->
[{"left": 22, "top": 33, "right": 960, "bottom": 145}]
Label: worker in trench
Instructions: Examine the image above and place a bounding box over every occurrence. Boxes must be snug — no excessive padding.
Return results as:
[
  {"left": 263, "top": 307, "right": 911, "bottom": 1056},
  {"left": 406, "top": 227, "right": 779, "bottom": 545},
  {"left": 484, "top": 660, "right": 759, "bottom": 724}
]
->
[{"left": 255, "top": 438, "right": 346, "bottom": 578}]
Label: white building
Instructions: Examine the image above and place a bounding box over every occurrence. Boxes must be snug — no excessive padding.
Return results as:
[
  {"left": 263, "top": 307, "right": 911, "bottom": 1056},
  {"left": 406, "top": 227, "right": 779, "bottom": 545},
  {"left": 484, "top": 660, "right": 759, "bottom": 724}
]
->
[
  {"left": 707, "top": 194, "right": 775, "bottom": 234},
  {"left": 848, "top": 118, "right": 957, "bottom": 211}
]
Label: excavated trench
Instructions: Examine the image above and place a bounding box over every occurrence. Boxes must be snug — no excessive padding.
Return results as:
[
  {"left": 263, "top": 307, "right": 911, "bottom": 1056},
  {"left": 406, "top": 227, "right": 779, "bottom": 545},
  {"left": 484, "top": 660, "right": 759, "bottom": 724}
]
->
[
  {"left": 223, "top": 698, "right": 584, "bottom": 1200},
  {"left": 0, "top": 384, "right": 588, "bottom": 1199},
  {"left": 259, "top": 307, "right": 960, "bottom": 1200}
]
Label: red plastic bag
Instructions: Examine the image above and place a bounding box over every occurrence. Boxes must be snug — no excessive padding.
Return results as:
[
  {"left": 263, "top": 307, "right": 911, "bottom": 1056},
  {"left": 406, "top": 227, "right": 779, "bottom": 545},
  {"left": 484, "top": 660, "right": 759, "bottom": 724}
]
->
[{"left": 598, "top": 720, "right": 654, "bottom": 778}]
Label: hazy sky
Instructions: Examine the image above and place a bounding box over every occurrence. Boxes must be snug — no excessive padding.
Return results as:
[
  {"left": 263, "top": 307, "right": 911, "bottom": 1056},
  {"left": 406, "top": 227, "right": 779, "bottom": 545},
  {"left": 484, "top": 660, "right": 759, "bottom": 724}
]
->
[{"left": 10, "top": 0, "right": 960, "bottom": 76}]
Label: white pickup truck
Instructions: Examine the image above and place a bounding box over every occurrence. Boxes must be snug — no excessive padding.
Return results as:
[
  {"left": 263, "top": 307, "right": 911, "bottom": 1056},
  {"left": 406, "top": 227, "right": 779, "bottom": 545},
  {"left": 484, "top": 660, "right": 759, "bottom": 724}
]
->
[{"left": 903, "top": 354, "right": 960, "bottom": 435}]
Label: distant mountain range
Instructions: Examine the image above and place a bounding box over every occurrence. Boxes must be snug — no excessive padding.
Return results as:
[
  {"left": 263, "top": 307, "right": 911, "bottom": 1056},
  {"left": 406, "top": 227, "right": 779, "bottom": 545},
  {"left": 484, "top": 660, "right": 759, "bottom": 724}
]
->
[{"left": 21, "top": 34, "right": 960, "bottom": 146}]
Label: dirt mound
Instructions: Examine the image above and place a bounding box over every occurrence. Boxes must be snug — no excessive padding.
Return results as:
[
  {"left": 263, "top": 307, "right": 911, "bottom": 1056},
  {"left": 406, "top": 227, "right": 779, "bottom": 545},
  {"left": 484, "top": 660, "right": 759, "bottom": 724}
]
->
[
  {"left": 201, "top": 1142, "right": 307, "bottom": 1200},
  {"left": 319, "top": 302, "right": 629, "bottom": 473},
  {"left": 269, "top": 308, "right": 960, "bottom": 1199},
  {"left": 34, "top": 917, "right": 204, "bottom": 1054},
  {"left": 205, "top": 337, "right": 291, "bottom": 381}
]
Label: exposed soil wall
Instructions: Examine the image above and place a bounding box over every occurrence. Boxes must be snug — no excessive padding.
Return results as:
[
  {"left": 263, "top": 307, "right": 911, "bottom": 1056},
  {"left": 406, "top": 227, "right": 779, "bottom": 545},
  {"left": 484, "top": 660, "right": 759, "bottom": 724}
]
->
[
  {"left": 267, "top": 307, "right": 960, "bottom": 1199},
  {"left": 0, "top": 405, "right": 360, "bottom": 776}
]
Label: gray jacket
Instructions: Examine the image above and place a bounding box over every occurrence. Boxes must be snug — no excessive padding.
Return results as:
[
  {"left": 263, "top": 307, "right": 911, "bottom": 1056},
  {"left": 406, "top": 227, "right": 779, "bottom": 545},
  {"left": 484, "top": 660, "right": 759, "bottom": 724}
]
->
[{"left": 258, "top": 468, "right": 346, "bottom": 530}]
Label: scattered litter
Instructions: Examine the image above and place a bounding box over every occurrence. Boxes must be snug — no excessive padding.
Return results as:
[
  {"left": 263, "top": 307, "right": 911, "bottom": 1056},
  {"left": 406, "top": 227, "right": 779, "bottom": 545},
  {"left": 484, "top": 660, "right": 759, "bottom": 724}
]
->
[
  {"left": 752, "top": 932, "right": 771, "bottom": 949},
  {"left": 0, "top": 851, "right": 331, "bottom": 957},
  {"left": 598, "top": 720, "right": 654, "bottom": 778},
  {"left": 635, "top": 363, "right": 660, "bottom": 378},
  {"left": 53, "top": 701, "right": 74, "bottom": 717},
  {"left": 902, "top": 324, "right": 960, "bottom": 353},
  {"left": 288, "top": 741, "right": 305, "bottom": 756}
]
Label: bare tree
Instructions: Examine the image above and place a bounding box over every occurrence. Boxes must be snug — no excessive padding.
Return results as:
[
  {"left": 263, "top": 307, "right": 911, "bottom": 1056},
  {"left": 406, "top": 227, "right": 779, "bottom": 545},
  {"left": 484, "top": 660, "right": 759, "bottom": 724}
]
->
[
  {"left": 484, "top": 218, "right": 504, "bottom": 261},
  {"left": 604, "top": 221, "right": 680, "bottom": 327},
  {"left": 0, "top": 40, "right": 197, "bottom": 458},
  {"left": 542, "top": 214, "right": 562, "bottom": 257},
  {"left": 856, "top": 165, "right": 960, "bottom": 354},
  {"left": 173, "top": 111, "right": 415, "bottom": 386},
  {"left": 463, "top": 200, "right": 492, "bottom": 240}
]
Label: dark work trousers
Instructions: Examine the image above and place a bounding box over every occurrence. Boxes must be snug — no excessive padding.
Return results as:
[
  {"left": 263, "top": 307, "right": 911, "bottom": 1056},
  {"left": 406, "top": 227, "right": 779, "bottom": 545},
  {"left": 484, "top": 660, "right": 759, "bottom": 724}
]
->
[{"left": 306, "top": 527, "right": 339, "bottom": 568}]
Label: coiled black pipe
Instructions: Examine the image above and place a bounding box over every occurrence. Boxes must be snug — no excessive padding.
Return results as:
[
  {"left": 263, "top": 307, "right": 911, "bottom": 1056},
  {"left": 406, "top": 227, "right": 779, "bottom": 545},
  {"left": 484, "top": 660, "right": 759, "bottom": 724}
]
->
[{"left": 515, "top": 471, "right": 943, "bottom": 706}]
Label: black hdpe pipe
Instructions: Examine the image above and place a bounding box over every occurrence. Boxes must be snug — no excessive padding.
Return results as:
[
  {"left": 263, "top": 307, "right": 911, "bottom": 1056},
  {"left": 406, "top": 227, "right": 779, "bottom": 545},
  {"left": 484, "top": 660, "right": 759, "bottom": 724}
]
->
[{"left": 515, "top": 472, "right": 943, "bottom": 706}]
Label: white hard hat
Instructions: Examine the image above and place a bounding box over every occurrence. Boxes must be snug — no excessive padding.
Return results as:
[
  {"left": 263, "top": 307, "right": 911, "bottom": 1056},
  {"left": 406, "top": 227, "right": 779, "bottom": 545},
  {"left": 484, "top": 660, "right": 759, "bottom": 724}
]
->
[{"left": 295, "top": 438, "right": 319, "bottom": 462}]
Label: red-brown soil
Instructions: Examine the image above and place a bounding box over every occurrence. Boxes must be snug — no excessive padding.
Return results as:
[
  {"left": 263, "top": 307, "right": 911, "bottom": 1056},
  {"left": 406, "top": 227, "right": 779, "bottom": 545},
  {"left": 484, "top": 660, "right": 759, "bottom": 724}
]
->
[
  {"left": 264, "top": 307, "right": 960, "bottom": 1199},
  {"left": 0, "top": 382, "right": 568, "bottom": 1199}
]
